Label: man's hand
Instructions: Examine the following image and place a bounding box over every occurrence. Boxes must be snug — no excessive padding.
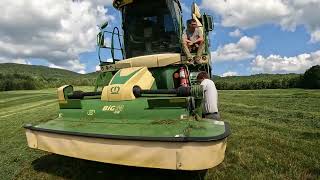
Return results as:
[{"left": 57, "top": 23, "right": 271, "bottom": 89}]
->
[
  {"left": 194, "top": 36, "right": 204, "bottom": 45},
  {"left": 188, "top": 42, "right": 194, "bottom": 46}
]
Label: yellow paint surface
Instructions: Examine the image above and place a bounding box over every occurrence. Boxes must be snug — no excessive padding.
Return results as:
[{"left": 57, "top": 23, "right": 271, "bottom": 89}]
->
[
  {"left": 101, "top": 67, "right": 154, "bottom": 101},
  {"left": 26, "top": 130, "right": 227, "bottom": 170}
]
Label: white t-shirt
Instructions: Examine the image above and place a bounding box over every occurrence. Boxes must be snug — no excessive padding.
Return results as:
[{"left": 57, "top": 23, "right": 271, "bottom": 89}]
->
[
  {"left": 182, "top": 27, "right": 203, "bottom": 43},
  {"left": 201, "top": 79, "right": 218, "bottom": 113}
]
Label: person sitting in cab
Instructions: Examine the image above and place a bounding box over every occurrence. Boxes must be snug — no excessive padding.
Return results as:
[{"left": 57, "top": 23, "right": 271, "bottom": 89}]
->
[{"left": 182, "top": 19, "right": 205, "bottom": 64}]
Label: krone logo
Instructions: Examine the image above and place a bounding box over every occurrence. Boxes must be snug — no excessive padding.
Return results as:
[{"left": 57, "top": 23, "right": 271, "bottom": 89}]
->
[{"left": 110, "top": 86, "right": 120, "bottom": 94}]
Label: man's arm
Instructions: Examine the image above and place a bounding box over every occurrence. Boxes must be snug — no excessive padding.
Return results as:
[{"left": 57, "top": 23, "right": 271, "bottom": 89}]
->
[
  {"left": 183, "top": 37, "right": 192, "bottom": 44},
  {"left": 193, "top": 28, "right": 204, "bottom": 44},
  {"left": 182, "top": 31, "right": 192, "bottom": 44},
  {"left": 194, "top": 36, "right": 204, "bottom": 44},
  {"left": 185, "top": 39, "right": 192, "bottom": 43}
]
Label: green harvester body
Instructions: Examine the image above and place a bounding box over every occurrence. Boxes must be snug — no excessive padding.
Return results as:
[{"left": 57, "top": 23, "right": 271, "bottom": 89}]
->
[{"left": 24, "top": 0, "right": 230, "bottom": 170}]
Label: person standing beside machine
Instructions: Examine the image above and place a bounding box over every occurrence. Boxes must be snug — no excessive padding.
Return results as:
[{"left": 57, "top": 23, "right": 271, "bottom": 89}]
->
[{"left": 196, "top": 72, "right": 220, "bottom": 120}]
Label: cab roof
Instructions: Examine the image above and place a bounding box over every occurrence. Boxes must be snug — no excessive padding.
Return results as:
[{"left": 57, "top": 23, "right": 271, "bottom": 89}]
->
[{"left": 113, "top": 0, "right": 181, "bottom": 10}]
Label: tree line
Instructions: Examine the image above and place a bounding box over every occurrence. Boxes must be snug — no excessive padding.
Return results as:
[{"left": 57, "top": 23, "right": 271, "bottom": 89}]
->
[
  {"left": 0, "top": 65, "right": 319, "bottom": 91},
  {"left": 213, "top": 74, "right": 302, "bottom": 90},
  {"left": 0, "top": 73, "right": 96, "bottom": 91},
  {"left": 213, "top": 65, "right": 319, "bottom": 90}
]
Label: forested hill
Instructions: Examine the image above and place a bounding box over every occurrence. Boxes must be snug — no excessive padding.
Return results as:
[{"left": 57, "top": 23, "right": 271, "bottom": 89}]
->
[
  {"left": 0, "top": 63, "right": 97, "bottom": 78},
  {"left": 0, "top": 63, "right": 99, "bottom": 91},
  {"left": 0, "top": 63, "right": 318, "bottom": 91}
]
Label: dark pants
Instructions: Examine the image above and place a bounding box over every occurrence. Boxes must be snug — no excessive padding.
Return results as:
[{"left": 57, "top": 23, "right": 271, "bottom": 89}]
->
[{"left": 203, "top": 113, "right": 220, "bottom": 120}]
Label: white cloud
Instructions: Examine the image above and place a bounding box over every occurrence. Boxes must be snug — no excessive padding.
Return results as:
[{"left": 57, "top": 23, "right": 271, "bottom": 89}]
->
[
  {"left": 49, "top": 59, "right": 86, "bottom": 74},
  {"left": 91, "top": 0, "right": 113, "bottom": 7},
  {"left": 229, "top": 29, "right": 242, "bottom": 37},
  {"left": 0, "top": 57, "right": 31, "bottom": 65},
  {"left": 212, "top": 36, "right": 259, "bottom": 62},
  {"left": 95, "top": 65, "right": 101, "bottom": 71},
  {"left": 68, "top": 60, "right": 87, "bottom": 74},
  {"left": 106, "top": 58, "right": 113, "bottom": 62},
  {"left": 310, "top": 30, "right": 320, "bottom": 43},
  {"left": 202, "top": 0, "right": 320, "bottom": 43},
  {"left": 181, "top": 2, "right": 191, "bottom": 15},
  {"left": 202, "top": 0, "right": 289, "bottom": 28},
  {"left": 0, "top": 0, "right": 114, "bottom": 72},
  {"left": 78, "top": 70, "right": 87, "bottom": 74},
  {"left": 221, "top": 71, "right": 239, "bottom": 77},
  {"left": 251, "top": 50, "right": 320, "bottom": 73},
  {"left": 49, "top": 63, "right": 64, "bottom": 69}
]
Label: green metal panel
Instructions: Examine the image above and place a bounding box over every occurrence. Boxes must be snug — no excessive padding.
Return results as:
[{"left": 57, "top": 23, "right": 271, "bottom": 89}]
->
[
  {"left": 150, "top": 66, "right": 178, "bottom": 89},
  {"left": 94, "top": 72, "right": 113, "bottom": 92},
  {"left": 33, "top": 97, "right": 227, "bottom": 139},
  {"left": 110, "top": 68, "right": 142, "bottom": 85},
  {"left": 147, "top": 97, "right": 188, "bottom": 109},
  {"left": 33, "top": 118, "right": 226, "bottom": 139},
  {"left": 59, "top": 100, "right": 82, "bottom": 109}
]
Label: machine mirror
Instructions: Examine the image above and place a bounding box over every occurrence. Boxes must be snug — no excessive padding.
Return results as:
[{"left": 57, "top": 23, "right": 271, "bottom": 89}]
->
[
  {"left": 100, "top": 21, "right": 109, "bottom": 30},
  {"left": 203, "top": 14, "right": 214, "bottom": 32}
]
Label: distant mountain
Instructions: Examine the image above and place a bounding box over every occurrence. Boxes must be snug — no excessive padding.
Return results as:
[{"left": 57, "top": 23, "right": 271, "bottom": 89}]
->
[
  {"left": 0, "top": 63, "right": 306, "bottom": 91},
  {"left": 0, "top": 63, "right": 99, "bottom": 91},
  {"left": 0, "top": 63, "right": 96, "bottom": 78}
]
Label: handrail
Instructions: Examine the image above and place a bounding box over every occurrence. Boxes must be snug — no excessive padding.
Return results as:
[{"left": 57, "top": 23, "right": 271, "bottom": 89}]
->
[
  {"left": 104, "top": 30, "right": 123, "bottom": 36},
  {"left": 111, "top": 27, "right": 124, "bottom": 63},
  {"left": 98, "top": 27, "right": 124, "bottom": 63}
]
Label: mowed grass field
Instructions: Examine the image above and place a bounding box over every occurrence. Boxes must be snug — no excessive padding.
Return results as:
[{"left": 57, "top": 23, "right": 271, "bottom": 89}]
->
[{"left": 0, "top": 88, "right": 319, "bottom": 180}]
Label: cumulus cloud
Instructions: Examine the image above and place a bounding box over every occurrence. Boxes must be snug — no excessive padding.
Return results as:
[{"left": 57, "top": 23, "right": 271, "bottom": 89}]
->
[
  {"left": 91, "top": 0, "right": 113, "bottom": 7},
  {"left": 229, "top": 29, "right": 242, "bottom": 37},
  {"left": 251, "top": 50, "right": 320, "bottom": 73},
  {"left": 0, "top": 0, "right": 114, "bottom": 73},
  {"left": 0, "top": 57, "right": 31, "bottom": 65},
  {"left": 202, "top": 0, "right": 320, "bottom": 43},
  {"left": 310, "top": 30, "right": 320, "bottom": 43},
  {"left": 181, "top": 2, "right": 191, "bottom": 15},
  {"left": 49, "top": 59, "right": 86, "bottom": 74},
  {"left": 95, "top": 65, "right": 101, "bottom": 72},
  {"left": 221, "top": 71, "right": 239, "bottom": 77},
  {"left": 212, "top": 36, "right": 259, "bottom": 62}
]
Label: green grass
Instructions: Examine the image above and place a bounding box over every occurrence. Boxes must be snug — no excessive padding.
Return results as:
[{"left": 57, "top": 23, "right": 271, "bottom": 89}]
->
[{"left": 0, "top": 88, "right": 319, "bottom": 180}]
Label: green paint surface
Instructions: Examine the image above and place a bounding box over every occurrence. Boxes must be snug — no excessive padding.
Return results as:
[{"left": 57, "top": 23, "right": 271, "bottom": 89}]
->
[
  {"left": 110, "top": 68, "right": 142, "bottom": 85},
  {"left": 35, "top": 118, "right": 226, "bottom": 138},
  {"left": 35, "top": 98, "right": 226, "bottom": 138},
  {"left": 150, "top": 66, "right": 178, "bottom": 89}
]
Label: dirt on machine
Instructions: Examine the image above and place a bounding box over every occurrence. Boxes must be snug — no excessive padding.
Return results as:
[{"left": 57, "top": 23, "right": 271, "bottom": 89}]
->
[{"left": 24, "top": 0, "right": 231, "bottom": 170}]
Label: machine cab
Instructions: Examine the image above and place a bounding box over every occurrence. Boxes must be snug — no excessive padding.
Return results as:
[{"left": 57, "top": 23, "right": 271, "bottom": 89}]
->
[
  {"left": 97, "top": 0, "right": 214, "bottom": 85},
  {"left": 121, "top": 0, "right": 182, "bottom": 58}
]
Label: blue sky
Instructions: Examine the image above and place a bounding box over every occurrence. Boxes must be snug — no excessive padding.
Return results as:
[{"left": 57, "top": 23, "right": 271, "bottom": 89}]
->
[
  {"left": 212, "top": 24, "right": 320, "bottom": 75},
  {"left": 0, "top": 0, "right": 319, "bottom": 76}
]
